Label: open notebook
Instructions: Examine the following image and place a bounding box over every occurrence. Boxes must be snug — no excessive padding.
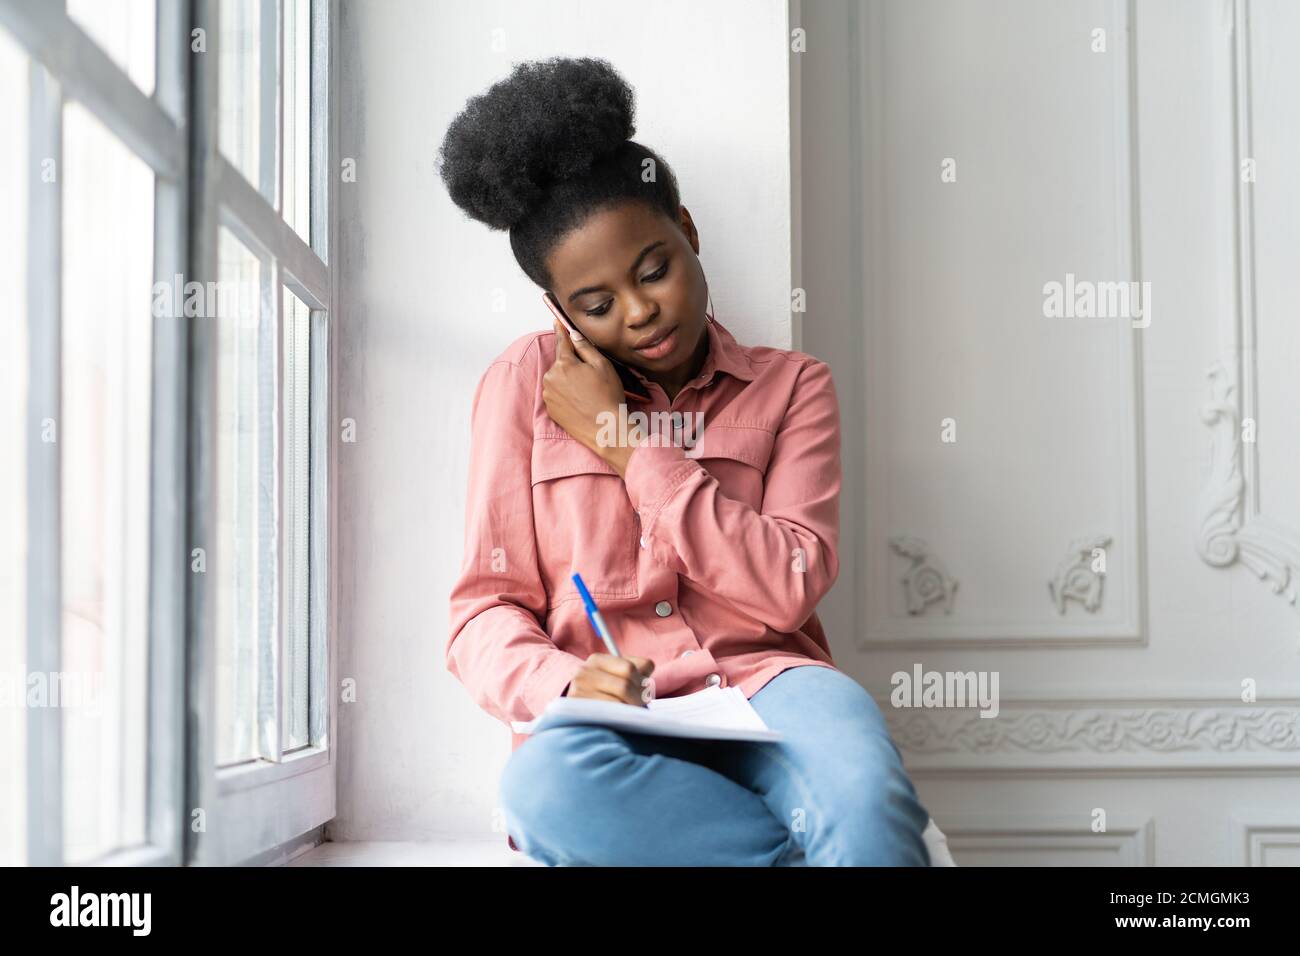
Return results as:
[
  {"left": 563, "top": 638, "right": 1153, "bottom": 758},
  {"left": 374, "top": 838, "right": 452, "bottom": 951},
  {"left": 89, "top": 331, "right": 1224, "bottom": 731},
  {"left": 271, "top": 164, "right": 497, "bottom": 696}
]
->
[{"left": 510, "top": 685, "right": 784, "bottom": 742}]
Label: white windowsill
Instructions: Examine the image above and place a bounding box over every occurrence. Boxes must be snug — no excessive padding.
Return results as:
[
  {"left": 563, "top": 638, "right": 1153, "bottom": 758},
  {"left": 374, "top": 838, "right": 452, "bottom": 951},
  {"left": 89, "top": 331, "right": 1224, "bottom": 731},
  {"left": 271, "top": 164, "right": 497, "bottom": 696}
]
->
[{"left": 283, "top": 839, "right": 545, "bottom": 867}]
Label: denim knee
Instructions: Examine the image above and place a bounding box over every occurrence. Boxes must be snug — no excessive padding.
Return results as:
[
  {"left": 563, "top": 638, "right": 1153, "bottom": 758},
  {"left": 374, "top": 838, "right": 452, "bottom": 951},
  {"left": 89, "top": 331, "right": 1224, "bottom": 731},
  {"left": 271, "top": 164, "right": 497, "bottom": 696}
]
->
[
  {"left": 791, "top": 734, "right": 930, "bottom": 867},
  {"left": 834, "top": 760, "right": 931, "bottom": 866},
  {"left": 497, "top": 725, "right": 624, "bottom": 841}
]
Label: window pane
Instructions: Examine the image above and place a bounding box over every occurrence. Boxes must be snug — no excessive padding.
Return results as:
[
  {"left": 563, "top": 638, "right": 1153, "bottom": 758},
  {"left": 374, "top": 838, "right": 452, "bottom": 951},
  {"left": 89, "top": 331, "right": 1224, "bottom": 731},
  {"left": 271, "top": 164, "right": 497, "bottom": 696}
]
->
[
  {"left": 218, "top": 0, "right": 263, "bottom": 193},
  {"left": 0, "top": 27, "right": 29, "bottom": 868},
  {"left": 214, "top": 227, "right": 264, "bottom": 766},
  {"left": 283, "top": 0, "right": 311, "bottom": 243},
  {"left": 60, "top": 101, "right": 154, "bottom": 864},
  {"left": 67, "top": 0, "right": 156, "bottom": 96},
  {"left": 282, "top": 289, "right": 310, "bottom": 751}
]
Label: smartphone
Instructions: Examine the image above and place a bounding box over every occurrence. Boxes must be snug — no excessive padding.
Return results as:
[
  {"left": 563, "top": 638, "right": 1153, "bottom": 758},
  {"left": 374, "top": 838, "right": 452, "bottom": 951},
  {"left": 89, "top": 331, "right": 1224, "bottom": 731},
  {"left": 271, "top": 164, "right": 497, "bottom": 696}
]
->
[{"left": 542, "top": 291, "right": 651, "bottom": 400}]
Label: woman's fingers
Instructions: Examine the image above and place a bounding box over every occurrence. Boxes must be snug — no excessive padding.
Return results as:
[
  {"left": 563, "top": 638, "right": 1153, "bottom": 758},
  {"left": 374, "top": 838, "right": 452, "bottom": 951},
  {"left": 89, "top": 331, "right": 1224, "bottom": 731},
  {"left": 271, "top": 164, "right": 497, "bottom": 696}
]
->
[
  {"left": 568, "top": 334, "right": 611, "bottom": 369},
  {"left": 575, "top": 670, "right": 643, "bottom": 706},
  {"left": 577, "top": 653, "right": 653, "bottom": 706},
  {"left": 552, "top": 318, "right": 613, "bottom": 371},
  {"left": 624, "top": 655, "right": 655, "bottom": 676},
  {"left": 552, "top": 319, "right": 578, "bottom": 362}
]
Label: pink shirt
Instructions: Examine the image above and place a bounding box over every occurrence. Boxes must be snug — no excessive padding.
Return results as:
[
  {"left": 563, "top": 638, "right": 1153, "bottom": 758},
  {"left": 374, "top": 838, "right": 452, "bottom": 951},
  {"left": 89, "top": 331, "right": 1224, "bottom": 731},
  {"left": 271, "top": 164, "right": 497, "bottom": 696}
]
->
[{"left": 446, "top": 316, "right": 842, "bottom": 756}]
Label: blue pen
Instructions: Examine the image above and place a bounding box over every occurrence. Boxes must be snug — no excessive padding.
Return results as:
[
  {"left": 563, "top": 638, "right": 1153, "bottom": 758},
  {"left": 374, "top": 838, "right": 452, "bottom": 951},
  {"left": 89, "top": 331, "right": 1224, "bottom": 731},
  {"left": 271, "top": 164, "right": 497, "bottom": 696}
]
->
[{"left": 572, "top": 572, "right": 621, "bottom": 657}]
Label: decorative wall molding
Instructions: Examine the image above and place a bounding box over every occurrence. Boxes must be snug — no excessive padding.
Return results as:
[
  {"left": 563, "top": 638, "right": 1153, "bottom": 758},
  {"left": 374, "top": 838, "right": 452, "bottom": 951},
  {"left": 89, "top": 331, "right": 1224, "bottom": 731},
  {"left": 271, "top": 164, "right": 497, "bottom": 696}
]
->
[
  {"left": 1049, "top": 535, "right": 1112, "bottom": 614},
  {"left": 1230, "top": 811, "right": 1300, "bottom": 866},
  {"left": 1197, "top": 362, "right": 1300, "bottom": 608},
  {"left": 1195, "top": 0, "right": 1300, "bottom": 626},
  {"left": 858, "top": 0, "right": 1146, "bottom": 647},
  {"left": 939, "top": 814, "right": 1154, "bottom": 867},
  {"left": 890, "top": 705, "right": 1299, "bottom": 755},
  {"left": 881, "top": 700, "right": 1300, "bottom": 772},
  {"left": 888, "top": 536, "right": 958, "bottom": 615}
]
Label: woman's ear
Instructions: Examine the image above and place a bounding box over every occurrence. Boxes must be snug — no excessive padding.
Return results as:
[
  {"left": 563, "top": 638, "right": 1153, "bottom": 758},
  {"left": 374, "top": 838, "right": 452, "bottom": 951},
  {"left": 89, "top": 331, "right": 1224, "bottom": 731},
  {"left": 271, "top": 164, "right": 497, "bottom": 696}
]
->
[{"left": 677, "top": 204, "right": 701, "bottom": 255}]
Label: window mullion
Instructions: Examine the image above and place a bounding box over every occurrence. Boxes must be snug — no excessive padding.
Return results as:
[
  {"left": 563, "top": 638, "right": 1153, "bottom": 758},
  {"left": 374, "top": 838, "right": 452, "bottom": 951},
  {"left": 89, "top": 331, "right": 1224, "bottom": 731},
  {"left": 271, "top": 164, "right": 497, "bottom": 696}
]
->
[
  {"left": 25, "top": 57, "right": 63, "bottom": 869},
  {"left": 215, "top": 153, "right": 327, "bottom": 307},
  {"left": 184, "top": 0, "right": 223, "bottom": 866},
  {"left": 310, "top": 0, "right": 336, "bottom": 752},
  {"left": 145, "top": 0, "right": 191, "bottom": 864}
]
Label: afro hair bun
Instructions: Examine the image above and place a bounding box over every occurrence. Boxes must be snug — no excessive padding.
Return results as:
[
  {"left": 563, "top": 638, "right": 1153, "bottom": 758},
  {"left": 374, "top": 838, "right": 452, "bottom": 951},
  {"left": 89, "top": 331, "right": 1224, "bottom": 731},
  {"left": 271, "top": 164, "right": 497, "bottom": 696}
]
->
[{"left": 436, "top": 56, "right": 636, "bottom": 231}]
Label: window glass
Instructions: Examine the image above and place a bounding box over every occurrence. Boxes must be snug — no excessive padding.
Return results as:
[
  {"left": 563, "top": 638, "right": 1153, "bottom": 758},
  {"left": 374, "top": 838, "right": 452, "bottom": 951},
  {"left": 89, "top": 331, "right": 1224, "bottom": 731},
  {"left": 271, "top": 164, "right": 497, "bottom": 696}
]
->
[
  {"left": 214, "top": 227, "right": 264, "bottom": 766},
  {"left": 283, "top": 0, "right": 311, "bottom": 242},
  {"left": 283, "top": 288, "right": 311, "bottom": 751},
  {"left": 218, "top": 0, "right": 263, "bottom": 192},
  {"left": 60, "top": 100, "right": 154, "bottom": 863},
  {"left": 67, "top": 0, "right": 156, "bottom": 96}
]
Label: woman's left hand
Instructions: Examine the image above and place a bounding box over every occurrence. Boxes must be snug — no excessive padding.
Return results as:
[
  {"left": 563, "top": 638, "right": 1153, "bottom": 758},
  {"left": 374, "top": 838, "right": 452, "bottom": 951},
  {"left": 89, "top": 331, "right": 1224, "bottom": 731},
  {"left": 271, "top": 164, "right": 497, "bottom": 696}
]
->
[{"left": 542, "top": 319, "right": 639, "bottom": 474}]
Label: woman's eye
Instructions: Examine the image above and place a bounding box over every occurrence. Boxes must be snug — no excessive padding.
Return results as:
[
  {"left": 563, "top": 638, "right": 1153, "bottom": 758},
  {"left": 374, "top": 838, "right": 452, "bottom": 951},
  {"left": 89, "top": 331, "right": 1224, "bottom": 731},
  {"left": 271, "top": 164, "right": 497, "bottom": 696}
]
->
[{"left": 583, "top": 263, "right": 667, "bottom": 315}]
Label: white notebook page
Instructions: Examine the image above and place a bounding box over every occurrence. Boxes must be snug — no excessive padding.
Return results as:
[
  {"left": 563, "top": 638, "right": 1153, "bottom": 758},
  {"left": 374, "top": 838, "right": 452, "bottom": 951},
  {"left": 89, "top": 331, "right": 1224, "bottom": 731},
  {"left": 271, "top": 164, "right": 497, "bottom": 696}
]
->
[{"left": 510, "top": 686, "right": 783, "bottom": 742}]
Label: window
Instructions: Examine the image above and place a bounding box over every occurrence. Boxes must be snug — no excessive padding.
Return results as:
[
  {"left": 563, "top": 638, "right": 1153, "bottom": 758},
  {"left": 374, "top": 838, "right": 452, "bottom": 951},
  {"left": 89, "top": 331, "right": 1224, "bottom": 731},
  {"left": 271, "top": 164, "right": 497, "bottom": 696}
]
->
[
  {"left": 0, "top": 0, "right": 336, "bottom": 866},
  {"left": 197, "top": 0, "right": 334, "bottom": 866},
  {"left": 0, "top": 23, "right": 29, "bottom": 868}
]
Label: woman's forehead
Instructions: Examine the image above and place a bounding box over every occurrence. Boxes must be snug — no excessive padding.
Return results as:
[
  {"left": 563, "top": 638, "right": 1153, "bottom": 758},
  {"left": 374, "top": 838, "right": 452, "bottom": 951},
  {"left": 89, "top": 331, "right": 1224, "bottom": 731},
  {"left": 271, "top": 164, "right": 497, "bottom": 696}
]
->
[{"left": 549, "top": 203, "right": 674, "bottom": 284}]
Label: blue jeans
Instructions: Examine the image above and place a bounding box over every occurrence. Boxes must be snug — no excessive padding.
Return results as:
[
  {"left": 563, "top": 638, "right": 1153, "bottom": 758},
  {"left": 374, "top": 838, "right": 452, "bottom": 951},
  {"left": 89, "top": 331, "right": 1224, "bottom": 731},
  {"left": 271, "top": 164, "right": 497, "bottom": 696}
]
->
[{"left": 498, "top": 664, "right": 932, "bottom": 866}]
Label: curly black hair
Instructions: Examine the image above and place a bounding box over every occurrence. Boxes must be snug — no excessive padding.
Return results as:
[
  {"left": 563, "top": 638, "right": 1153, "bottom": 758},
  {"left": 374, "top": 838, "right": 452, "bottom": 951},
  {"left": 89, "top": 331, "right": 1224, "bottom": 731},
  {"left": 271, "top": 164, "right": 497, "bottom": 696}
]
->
[{"left": 436, "top": 56, "right": 682, "bottom": 290}]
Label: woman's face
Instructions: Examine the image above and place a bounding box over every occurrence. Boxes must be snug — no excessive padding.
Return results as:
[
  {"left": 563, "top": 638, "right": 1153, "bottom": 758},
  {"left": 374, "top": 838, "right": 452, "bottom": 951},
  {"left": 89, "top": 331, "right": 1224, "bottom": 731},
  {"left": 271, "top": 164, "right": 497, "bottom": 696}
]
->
[{"left": 544, "top": 200, "right": 709, "bottom": 382}]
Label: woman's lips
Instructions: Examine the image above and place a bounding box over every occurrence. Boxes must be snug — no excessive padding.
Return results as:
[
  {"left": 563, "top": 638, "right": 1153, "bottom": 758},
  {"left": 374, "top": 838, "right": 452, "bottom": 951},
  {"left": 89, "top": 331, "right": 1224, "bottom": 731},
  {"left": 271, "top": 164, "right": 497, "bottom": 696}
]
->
[{"left": 632, "top": 325, "right": 679, "bottom": 360}]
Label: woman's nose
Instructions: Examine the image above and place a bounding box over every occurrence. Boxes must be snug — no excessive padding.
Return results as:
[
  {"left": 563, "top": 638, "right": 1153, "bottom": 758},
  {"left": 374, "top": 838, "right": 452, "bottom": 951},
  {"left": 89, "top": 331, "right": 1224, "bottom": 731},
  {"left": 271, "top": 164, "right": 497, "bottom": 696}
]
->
[{"left": 625, "top": 295, "right": 659, "bottom": 327}]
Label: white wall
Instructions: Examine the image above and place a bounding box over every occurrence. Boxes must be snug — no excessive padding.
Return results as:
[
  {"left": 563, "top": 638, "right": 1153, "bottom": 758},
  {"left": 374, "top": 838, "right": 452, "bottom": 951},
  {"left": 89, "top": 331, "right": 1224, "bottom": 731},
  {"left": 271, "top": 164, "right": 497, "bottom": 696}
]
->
[
  {"left": 332, "top": 0, "right": 797, "bottom": 840},
  {"left": 336, "top": 0, "right": 1300, "bottom": 862},
  {"left": 802, "top": 0, "right": 1300, "bottom": 865}
]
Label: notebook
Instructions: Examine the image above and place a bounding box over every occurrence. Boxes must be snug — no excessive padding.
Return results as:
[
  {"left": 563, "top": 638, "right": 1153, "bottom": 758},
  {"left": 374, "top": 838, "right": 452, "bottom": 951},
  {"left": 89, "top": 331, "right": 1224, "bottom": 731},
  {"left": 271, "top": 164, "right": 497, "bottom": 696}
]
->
[{"left": 510, "top": 685, "right": 784, "bottom": 742}]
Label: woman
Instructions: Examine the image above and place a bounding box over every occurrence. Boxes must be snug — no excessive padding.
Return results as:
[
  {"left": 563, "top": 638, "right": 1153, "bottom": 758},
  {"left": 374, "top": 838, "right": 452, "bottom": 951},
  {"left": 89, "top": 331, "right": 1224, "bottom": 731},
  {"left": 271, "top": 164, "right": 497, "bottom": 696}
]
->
[{"left": 439, "top": 56, "right": 933, "bottom": 866}]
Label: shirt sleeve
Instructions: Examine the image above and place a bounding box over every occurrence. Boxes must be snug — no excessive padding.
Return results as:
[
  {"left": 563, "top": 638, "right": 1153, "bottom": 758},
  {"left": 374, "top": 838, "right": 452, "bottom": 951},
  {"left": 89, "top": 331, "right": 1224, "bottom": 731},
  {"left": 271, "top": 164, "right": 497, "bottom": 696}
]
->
[
  {"left": 446, "top": 358, "right": 586, "bottom": 725},
  {"left": 623, "top": 359, "right": 842, "bottom": 635}
]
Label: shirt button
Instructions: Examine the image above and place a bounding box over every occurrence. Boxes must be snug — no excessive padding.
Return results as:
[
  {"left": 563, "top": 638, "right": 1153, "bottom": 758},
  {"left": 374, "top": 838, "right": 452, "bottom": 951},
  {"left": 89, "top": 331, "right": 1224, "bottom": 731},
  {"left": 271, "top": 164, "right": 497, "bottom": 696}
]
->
[
  {"left": 680, "top": 649, "right": 695, "bottom": 658},
  {"left": 704, "top": 673, "right": 721, "bottom": 687},
  {"left": 639, "top": 535, "right": 647, "bottom": 549},
  {"left": 654, "top": 601, "right": 673, "bottom": 617}
]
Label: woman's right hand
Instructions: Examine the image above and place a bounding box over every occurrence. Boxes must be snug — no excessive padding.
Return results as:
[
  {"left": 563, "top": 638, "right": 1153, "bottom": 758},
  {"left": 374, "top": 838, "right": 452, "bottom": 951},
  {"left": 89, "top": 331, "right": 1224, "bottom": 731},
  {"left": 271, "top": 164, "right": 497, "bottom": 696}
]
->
[{"left": 563, "top": 653, "right": 655, "bottom": 706}]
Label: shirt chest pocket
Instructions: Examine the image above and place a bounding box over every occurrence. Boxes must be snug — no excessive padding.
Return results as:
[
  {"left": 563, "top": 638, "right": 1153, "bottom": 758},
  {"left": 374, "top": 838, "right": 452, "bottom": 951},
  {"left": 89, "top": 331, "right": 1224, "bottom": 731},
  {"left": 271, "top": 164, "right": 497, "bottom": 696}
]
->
[
  {"left": 530, "top": 436, "right": 639, "bottom": 607},
  {"left": 688, "top": 424, "right": 776, "bottom": 508}
]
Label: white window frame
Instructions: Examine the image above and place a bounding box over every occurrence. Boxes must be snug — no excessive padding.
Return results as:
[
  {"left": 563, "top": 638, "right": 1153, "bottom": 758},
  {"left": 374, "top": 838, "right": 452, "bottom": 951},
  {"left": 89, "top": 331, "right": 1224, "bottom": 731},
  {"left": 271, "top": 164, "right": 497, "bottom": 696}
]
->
[
  {"left": 187, "top": 0, "right": 337, "bottom": 865},
  {"left": 3, "top": 0, "right": 191, "bottom": 868},
  {"left": 1, "top": 0, "right": 338, "bottom": 866}
]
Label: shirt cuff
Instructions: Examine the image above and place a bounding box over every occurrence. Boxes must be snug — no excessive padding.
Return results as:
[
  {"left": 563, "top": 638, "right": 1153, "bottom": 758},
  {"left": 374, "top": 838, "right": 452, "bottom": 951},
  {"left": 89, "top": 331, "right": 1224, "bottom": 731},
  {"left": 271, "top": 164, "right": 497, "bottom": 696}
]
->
[
  {"left": 623, "top": 441, "right": 697, "bottom": 525},
  {"left": 521, "top": 651, "right": 587, "bottom": 719}
]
